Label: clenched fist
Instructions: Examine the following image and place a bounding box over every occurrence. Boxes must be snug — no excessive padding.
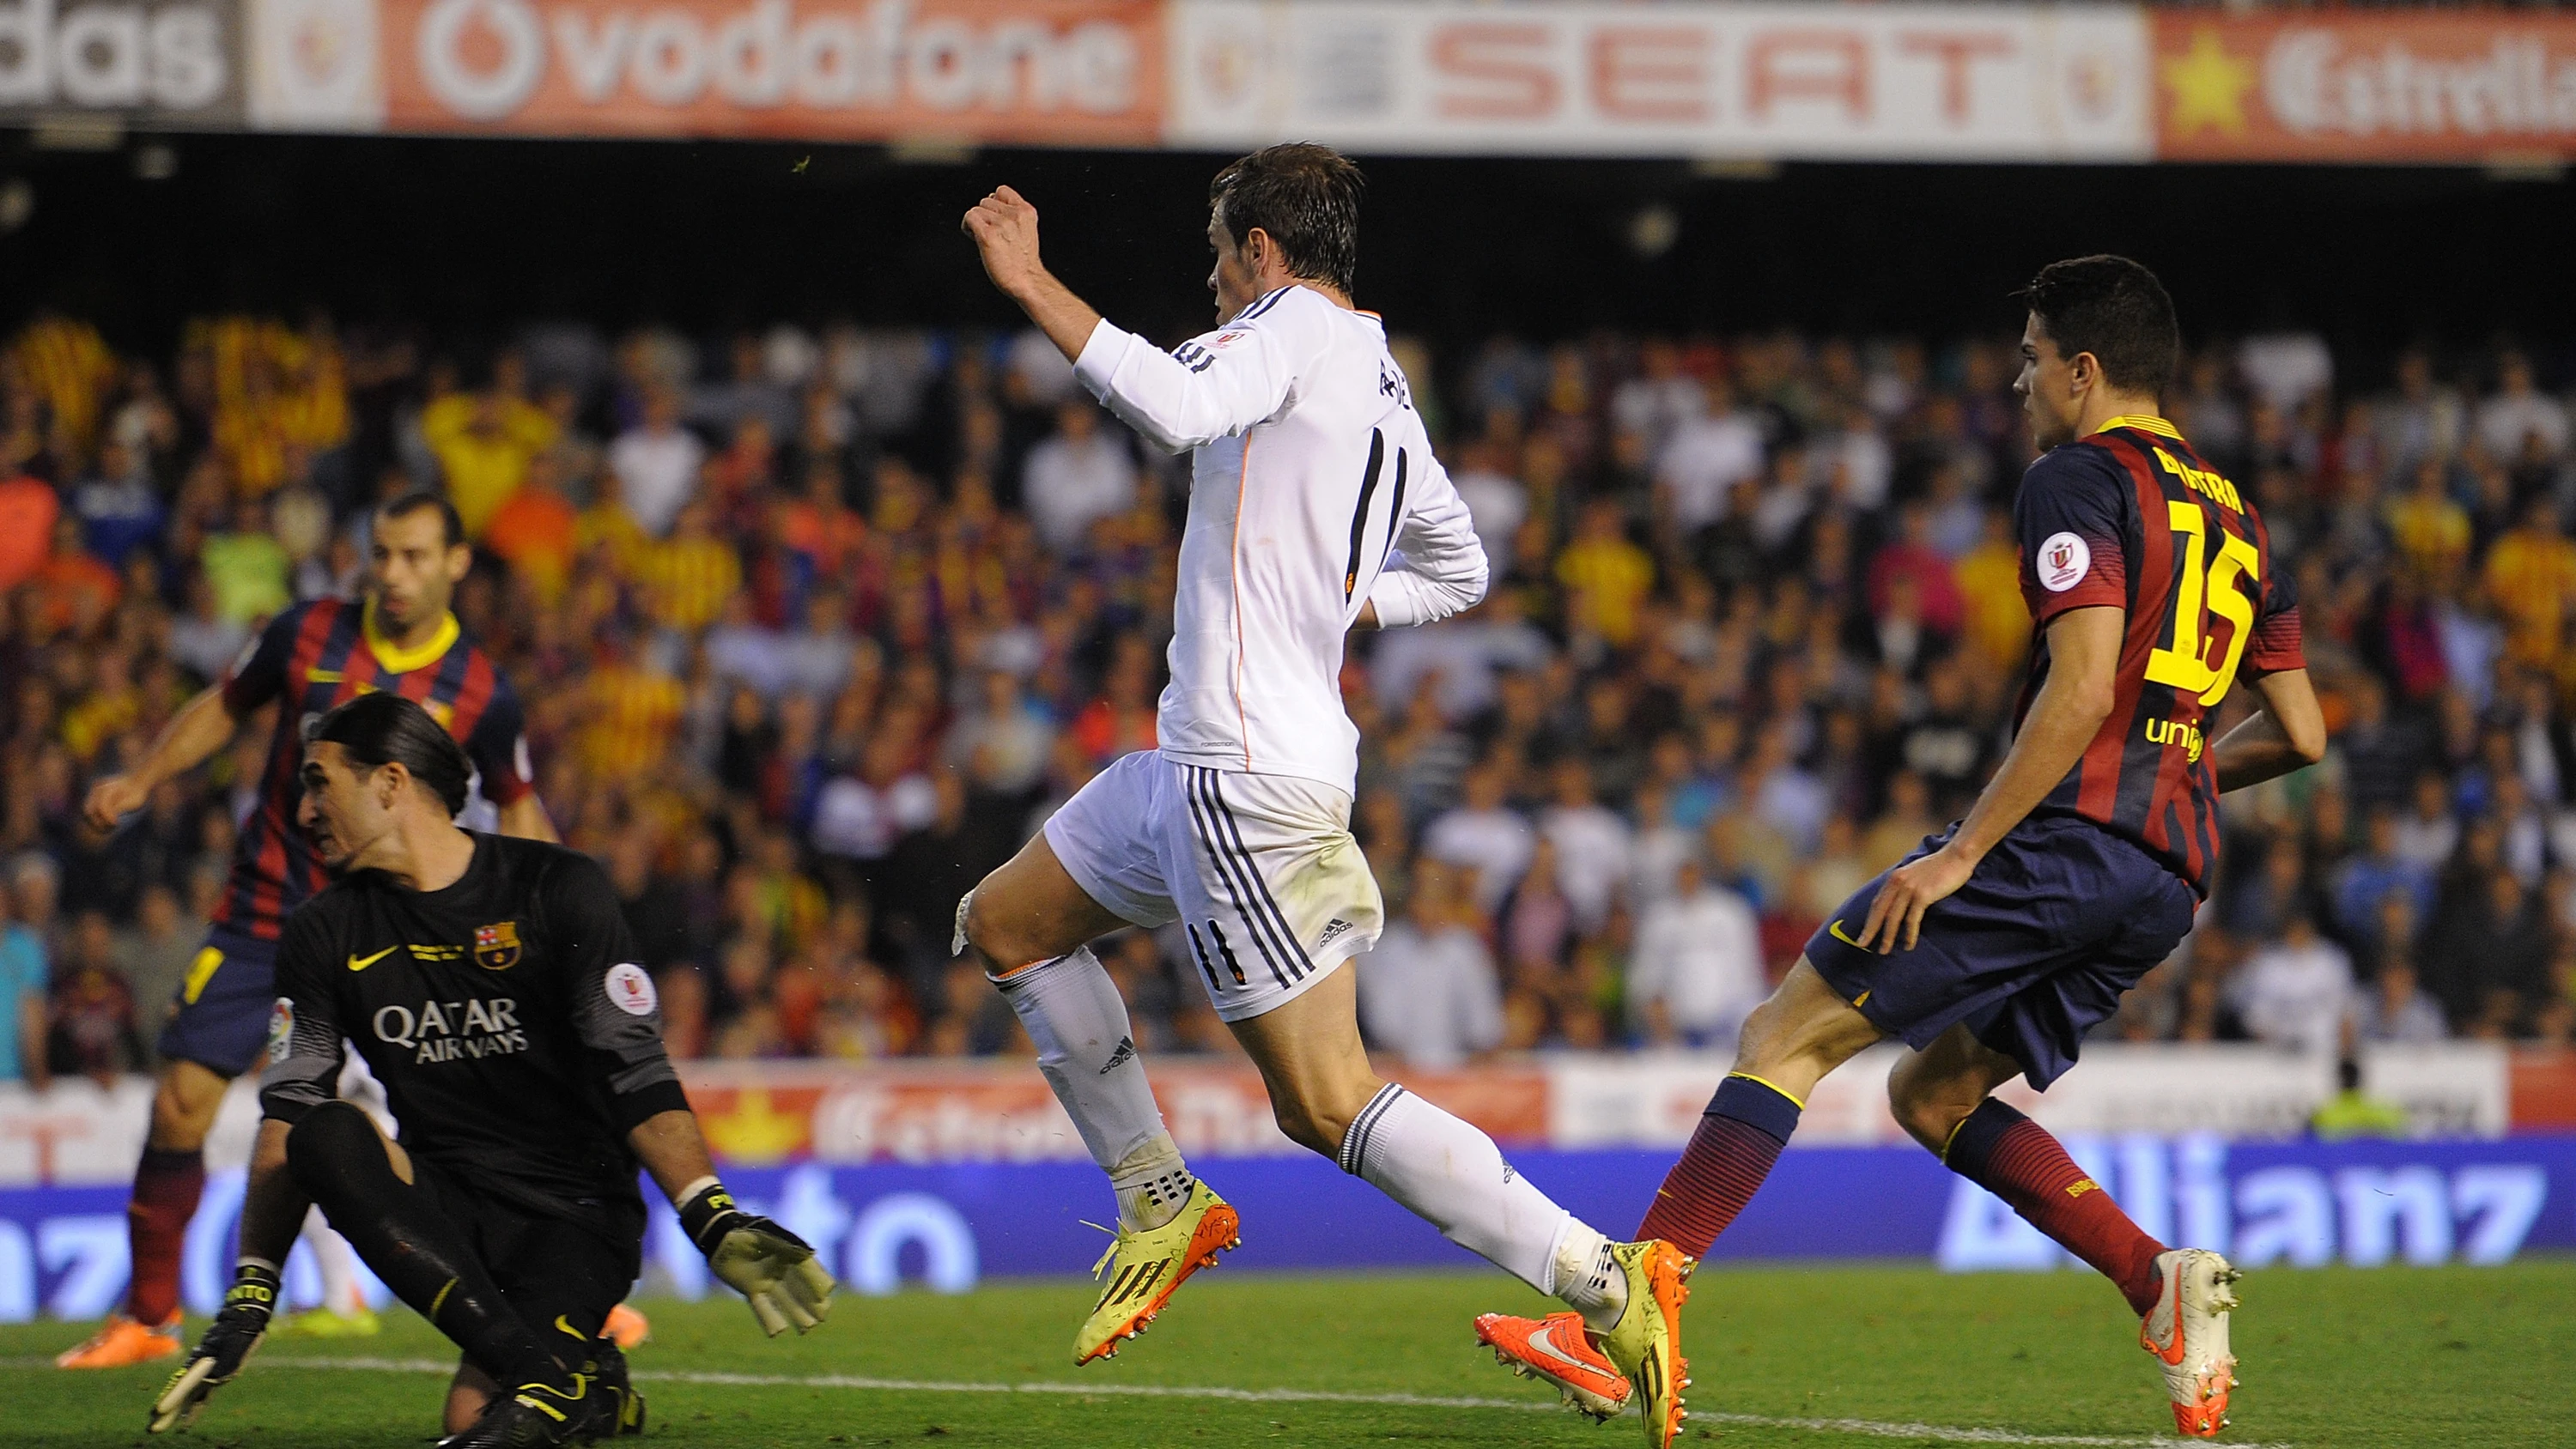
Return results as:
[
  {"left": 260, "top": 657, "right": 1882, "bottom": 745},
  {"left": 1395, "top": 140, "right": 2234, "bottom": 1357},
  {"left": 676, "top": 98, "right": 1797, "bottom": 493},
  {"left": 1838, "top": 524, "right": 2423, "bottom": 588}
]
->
[{"left": 962, "top": 185, "right": 1048, "bottom": 302}]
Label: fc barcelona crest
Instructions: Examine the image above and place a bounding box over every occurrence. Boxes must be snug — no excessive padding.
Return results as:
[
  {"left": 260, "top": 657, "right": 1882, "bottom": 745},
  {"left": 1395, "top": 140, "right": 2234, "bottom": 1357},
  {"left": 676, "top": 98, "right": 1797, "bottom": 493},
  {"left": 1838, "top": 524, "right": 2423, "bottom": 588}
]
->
[{"left": 474, "top": 921, "right": 522, "bottom": 971}]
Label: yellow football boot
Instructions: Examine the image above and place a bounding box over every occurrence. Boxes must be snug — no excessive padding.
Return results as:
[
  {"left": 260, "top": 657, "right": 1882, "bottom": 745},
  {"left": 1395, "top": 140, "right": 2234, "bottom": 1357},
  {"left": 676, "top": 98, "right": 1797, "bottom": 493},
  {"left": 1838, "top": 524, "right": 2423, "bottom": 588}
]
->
[
  {"left": 1073, "top": 1179, "right": 1240, "bottom": 1366},
  {"left": 1592, "top": 1240, "right": 1694, "bottom": 1449}
]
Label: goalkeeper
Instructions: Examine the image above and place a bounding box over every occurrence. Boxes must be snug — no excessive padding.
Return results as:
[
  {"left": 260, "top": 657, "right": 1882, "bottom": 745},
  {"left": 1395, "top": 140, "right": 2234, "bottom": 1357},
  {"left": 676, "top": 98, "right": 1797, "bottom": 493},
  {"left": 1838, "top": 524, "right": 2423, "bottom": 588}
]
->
[{"left": 149, "top": 693, "right": 831, "bottom": 1446}]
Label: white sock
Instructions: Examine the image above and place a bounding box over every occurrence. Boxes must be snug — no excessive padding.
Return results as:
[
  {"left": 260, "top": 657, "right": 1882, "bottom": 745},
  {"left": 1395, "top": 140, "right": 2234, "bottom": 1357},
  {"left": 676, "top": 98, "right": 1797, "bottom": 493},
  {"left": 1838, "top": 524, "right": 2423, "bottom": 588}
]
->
[
  {"left": 302, "top": 1207, "right": 367, "bottom": 1317},
  {"left": 993, "top": 947, "right": 1181, "bottom": 1227},
  {"left": 1108, "top": 1132, "right": 1197, "bottom": 1233},
  {"left": 1550, "top": 1220, "right": 1629, "bottom": 1333},
  {"left": 1340, "top": 1083, "right": 1586, "bottom": 1300}
]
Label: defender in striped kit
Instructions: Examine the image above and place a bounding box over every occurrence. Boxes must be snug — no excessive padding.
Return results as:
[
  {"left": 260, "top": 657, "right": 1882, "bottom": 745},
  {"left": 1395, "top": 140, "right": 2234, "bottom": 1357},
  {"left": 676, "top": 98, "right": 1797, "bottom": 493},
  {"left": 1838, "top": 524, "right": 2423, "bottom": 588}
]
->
[
  {"left": 58, "top": 493, "right": 564, "bottom": 1371},
  {"left": 1478, "top": 258, "right": 2325, "bottom": 1440},
  {"left": 961, "top": 145, "right": 1695, "bottom": 1447}
]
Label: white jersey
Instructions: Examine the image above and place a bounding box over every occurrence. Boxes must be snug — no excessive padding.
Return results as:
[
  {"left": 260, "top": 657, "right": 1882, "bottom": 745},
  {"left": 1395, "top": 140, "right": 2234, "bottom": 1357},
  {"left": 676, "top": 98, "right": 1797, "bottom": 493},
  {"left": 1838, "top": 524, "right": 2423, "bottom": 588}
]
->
[{"left": 1073, "top": 284, "right": 1487, "bottom": 794}]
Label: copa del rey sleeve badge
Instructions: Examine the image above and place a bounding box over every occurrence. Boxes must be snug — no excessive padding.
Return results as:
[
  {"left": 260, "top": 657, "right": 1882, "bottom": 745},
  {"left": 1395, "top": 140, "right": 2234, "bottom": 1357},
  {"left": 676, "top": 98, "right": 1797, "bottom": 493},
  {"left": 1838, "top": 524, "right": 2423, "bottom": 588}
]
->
[{"left": 474, "top": 921, "right": 523, "bottom": 970}]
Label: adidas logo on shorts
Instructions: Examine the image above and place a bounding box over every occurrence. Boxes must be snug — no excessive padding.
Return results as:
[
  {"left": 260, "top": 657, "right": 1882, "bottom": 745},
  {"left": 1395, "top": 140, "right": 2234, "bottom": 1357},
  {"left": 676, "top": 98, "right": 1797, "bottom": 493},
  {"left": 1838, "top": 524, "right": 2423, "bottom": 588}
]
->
[{"left": 1316, "top": 918, "right": 1355, "bottom": 949}]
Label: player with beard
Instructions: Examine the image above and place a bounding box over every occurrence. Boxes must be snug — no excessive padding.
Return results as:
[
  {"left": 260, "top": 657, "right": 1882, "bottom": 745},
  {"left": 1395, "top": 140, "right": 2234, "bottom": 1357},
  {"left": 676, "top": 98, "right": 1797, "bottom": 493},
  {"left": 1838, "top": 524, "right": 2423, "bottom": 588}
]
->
[
  {"left": 147, "top": 692, "right": 833, "bottom": 1446},
  {"left": 55, "top": 492, "right": 671, "bottom": 1369}
]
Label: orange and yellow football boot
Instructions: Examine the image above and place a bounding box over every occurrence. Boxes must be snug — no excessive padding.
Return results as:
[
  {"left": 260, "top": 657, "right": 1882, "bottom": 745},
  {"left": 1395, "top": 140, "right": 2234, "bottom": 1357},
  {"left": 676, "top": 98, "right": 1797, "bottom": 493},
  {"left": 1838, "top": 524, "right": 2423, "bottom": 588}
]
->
[
  {"left": 1073, "top": 1179, "right": 1239, "bottom": 1365},
  {"left": 56, "top": 1311, "right": 184, "bottom": 1369},
  {"left": 1595, "top": 1240, "right": 1692, "bottom": 1449},
  {"left": 2142, "top": 1248, "right": 2240, "bottom": 1439}
]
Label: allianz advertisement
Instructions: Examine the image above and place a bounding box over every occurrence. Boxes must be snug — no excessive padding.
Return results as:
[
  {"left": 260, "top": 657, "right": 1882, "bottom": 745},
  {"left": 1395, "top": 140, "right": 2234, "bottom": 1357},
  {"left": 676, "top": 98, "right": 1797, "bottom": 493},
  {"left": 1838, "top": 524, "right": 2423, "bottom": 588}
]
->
[{"left": 1, "top": 1050, "right": 2570, "bottom": 1318}]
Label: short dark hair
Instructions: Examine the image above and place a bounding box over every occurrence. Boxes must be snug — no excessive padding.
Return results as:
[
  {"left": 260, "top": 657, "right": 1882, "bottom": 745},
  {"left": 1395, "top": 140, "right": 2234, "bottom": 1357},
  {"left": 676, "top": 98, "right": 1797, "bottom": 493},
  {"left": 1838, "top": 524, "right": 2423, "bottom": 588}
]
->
[
  {"left": 377, "top": 489, "right": 466, "bottom": 549},
  {"left": 2018, "top": 255, "right": 2180, "bottom": 397},
  {"left": 1210, "top": 143, "right": 1365, "bottom": 297},
  {"left": 308, "top": 692, "right": 471, "bottom": 817}
]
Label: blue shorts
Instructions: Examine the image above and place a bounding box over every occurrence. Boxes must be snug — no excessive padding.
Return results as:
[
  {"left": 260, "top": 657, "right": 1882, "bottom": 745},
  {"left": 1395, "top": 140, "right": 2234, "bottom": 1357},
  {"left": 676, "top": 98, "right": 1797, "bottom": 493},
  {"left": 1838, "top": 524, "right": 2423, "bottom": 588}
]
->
[
  {"left": 1804, "top": 815, "right": 2196, "bottom": 1090},
  {"left": 155, "top": 926, "right": 280, "bottom": 1078}
]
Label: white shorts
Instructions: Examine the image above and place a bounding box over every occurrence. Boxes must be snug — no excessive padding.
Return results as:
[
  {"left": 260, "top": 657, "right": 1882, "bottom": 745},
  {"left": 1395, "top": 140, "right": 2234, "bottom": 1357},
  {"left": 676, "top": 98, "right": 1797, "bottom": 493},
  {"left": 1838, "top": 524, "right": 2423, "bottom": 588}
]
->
[{"left": 1043, "top": 750, "right": 1383, "bottom": 1022}]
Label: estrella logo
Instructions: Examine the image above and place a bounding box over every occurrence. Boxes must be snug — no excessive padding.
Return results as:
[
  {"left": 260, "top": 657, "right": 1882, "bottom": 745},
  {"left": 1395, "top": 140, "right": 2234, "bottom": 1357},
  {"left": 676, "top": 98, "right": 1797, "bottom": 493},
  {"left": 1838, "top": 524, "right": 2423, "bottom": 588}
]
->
[{"left": 2145, "top": 718, "right": 2205, "bottom": 763}]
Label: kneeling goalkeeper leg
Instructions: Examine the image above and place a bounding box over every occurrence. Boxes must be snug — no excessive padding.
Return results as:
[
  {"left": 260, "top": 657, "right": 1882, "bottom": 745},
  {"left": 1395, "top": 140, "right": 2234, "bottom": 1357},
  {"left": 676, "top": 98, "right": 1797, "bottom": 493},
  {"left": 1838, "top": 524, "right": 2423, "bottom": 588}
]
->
[{"left": 283, "top": 1102, "right": 573, "bottom": 1394}]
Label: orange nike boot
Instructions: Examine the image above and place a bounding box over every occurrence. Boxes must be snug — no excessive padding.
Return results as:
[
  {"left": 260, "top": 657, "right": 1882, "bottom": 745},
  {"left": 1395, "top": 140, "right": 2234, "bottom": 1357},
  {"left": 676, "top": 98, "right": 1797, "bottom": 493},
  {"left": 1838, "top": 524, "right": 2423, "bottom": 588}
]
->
[
  {"left": 56, "top": 1310, "right": 185, "bottom": 1369},
  {"left": 1473, "top": 1311, "right": 1631, "bottom": 1420}
]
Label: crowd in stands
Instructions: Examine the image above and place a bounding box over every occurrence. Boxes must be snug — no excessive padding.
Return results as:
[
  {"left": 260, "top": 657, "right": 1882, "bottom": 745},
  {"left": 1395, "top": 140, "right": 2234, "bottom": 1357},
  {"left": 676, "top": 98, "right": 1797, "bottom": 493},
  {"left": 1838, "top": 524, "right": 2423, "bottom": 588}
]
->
[{"left": 0, "top": 309, "right": 2572, "bottom": 1085}]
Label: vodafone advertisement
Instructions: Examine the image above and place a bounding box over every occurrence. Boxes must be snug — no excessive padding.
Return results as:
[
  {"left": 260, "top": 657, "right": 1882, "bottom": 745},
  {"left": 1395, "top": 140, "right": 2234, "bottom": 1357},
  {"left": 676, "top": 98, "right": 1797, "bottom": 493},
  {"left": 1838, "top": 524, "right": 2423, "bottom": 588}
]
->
[
  {"left": 2154, "top": 11, "right": 2576, "bottom": 162},
  {"left": 1168, "top": 1, "right": 2152, "bottom": 161},
  {"left": 247, "top": 0, "right": 1162, "bottom": 142}
]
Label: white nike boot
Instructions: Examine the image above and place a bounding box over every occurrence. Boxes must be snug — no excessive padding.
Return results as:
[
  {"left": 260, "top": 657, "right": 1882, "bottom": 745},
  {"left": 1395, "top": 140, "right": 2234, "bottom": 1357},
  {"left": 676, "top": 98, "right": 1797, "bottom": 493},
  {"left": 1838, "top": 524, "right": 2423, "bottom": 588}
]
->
[{"left": 2140, "top": 1247, "right": 2239, "bottom": 1439}]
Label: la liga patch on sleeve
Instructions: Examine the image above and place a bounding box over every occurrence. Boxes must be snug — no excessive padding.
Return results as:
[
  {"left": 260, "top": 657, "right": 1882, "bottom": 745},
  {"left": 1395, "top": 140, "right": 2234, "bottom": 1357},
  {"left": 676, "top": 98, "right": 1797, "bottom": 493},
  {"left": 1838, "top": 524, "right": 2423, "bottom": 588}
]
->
[
  {"left": 2037, "top": 531, "right": 2091, "bottom": 592},
  {"left": 605, "top": 962, "right": 659, "bottom": 1017},
  {"left": 266, "top": 997, "right": 295, "bottom": 1064}
]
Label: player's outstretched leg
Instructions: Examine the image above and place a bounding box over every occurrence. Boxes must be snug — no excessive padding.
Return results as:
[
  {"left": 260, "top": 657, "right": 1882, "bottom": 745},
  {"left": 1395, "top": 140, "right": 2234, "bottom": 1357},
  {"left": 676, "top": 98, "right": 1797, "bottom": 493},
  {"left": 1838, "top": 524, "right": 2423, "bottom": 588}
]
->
[
  {"left": 1479, "top": 962, "right": 1874, "bottom": 1428},
  {"left": 282, "top": 1102, "right": 597, "bottom": 1446},
  {"left": 961, "top": 852, "right": 1236, "bottom": 1366},
  {"left": 59, "top": 1059, "right": 230, "bottom": 1369},
  {"left": 1892, "top": 1028, "right": 2236, "bottom": 1439},
  {"left": 1239, "top": 968, "right": 1692, "bottom": 1447}
]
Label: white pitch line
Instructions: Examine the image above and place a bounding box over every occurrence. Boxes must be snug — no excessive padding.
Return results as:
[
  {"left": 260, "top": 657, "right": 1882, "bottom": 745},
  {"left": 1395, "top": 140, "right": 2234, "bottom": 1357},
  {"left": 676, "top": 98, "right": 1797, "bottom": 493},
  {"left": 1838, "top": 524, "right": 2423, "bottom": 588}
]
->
[{"left": 180, "top": 1355, "right": 2281, "bottom": 1448}]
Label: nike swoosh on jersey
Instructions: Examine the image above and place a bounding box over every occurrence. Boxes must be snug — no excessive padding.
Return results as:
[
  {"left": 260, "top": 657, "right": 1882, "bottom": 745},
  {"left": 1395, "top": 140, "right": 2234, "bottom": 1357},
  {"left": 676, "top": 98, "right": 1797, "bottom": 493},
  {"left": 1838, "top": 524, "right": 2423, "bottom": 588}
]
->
[
  {"left": 1522, "top": 1319, "right": 1602, "bottom": 1377},
  {"left": 346, "top": 946, "right": 398, "bottom": 972},
  {"left": 1828, "top": 919, "right": 1865, "bottom": 948}
]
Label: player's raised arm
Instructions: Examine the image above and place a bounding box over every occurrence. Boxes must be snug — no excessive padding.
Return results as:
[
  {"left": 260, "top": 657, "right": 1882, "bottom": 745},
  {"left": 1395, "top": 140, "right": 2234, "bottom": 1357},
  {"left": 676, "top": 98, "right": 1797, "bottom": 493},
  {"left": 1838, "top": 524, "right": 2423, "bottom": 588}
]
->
[
  {"left": 544, "top": 852, "right": 836, "bottom": 1336},
  {"left": 1360, "top": 454, "right": 1490, "bottom": 630},
  {"left": 964, "top": 185, "right": 1325, "bottom": 453},
  {"left": 85, "top": 603, "right": 305, "bottom": 828},
  {"left": 962, "top": 186, "right": 1103, "bottom": 363}
]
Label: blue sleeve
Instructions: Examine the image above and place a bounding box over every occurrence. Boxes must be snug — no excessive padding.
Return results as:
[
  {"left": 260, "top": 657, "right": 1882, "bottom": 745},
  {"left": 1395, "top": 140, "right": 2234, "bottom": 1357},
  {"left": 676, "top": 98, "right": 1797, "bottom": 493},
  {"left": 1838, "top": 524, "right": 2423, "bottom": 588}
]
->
[
  {"left": 2013, "top": 446, "right": 2132, "bottom": 626},
  {"left": 222, "top": 603, "right": 310, "bottom": 711}
]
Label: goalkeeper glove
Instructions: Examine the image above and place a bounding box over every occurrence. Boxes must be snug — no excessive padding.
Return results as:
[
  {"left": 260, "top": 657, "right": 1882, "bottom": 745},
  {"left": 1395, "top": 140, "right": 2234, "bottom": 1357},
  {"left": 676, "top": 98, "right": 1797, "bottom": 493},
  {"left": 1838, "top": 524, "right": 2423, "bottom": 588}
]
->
[
  {"left": 149, "top": 1260, "right": 278, "bottom": 1433},
  {"left": 679, "top": 1179, "right": 835, "bottom": 1337}
]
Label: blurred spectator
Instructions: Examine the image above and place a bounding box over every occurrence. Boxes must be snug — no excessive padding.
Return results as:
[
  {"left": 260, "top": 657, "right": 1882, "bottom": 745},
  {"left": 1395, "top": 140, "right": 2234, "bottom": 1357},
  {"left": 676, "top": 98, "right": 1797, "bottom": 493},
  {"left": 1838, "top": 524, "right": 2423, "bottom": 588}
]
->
[
  {"left": 2482, "top": 494, "right": 2576, "bottom": 673},
  {"left": 112, "top": 884, "right": 196, "bottom": 1064},
  {"left": 1022, "top": 402, "right": 1138, "bottom": 555},
  {"left": 0, "top": 469, "right": 59, "bottom": 591},
  {"left": 2349, "top": 961, "right": 2447, "bottom": 1046},
  {"left": 1626, "top": 856, "right": 1763, "bottom": 1048},
  {"left": 1539, "top": 758, "right": 1629, "bottom": 933},
  {"left": 2231, "top": 909, "right": 2352, "bottom": 1055},
  {"left": 609, "top": 386, "right": 705, "bottom": 537},
  {"left": 2332, "top": 806, "right": 2436, "bottom": 949},
  {"left": 2473, "top": 352, "right": 2567, "bottom": 464},
  {"left": 48, "top": 912, "right": 144, "bottom": 1085},
  {"left": 2427, "top": 870, "right": 2555, "bottom": 1037},
  {"left": 0, "top": 875, "right": 46, "bottom": 1089},
  {"left": 1424, "top": 756, "right": 1534, "bottom": 912},
  {"left": 1357, "top": 861, "right": 1503, "bottom": 1069}
]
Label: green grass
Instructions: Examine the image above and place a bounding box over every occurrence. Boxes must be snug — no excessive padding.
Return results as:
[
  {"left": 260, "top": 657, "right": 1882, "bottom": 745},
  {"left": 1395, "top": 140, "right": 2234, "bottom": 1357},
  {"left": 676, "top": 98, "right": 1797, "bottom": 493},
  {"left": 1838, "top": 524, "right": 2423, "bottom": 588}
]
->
[{"left": 5, "top": 1261, "right": 2572, "bottom": 1447}]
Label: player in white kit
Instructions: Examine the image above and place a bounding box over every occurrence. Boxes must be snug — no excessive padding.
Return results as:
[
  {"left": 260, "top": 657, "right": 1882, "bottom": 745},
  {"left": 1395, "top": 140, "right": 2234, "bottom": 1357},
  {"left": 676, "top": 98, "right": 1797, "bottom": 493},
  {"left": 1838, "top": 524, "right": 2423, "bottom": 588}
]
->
[{"left": 958, "top": 145, "right": 1692, "bottom": 1447}]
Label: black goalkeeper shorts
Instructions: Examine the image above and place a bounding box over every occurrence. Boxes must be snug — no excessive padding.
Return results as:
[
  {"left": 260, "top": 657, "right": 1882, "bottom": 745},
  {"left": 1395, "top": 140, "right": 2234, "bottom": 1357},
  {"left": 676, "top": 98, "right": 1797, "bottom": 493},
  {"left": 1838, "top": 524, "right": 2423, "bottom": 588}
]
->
[{"left": 410, "top": 1158, "right": 641, "bottom": 1373}]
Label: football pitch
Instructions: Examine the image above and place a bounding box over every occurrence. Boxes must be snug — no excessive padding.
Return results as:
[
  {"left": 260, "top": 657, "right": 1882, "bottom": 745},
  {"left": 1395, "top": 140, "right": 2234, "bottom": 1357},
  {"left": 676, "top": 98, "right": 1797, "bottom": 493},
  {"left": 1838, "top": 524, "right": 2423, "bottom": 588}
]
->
[{"left": 4, "top": 1261, "right": 2569, "bottom": 1448}]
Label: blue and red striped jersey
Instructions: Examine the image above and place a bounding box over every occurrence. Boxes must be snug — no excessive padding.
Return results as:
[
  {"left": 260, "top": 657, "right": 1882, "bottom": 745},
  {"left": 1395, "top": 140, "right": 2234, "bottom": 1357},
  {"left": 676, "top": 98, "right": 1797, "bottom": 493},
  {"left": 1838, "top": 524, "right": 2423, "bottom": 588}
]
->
[
  {"left": 2012, "top": 415, "right": 2304, "bottom": 895},
  {"left": 214, "top": 597, "right": 533, "bottom": 940}
]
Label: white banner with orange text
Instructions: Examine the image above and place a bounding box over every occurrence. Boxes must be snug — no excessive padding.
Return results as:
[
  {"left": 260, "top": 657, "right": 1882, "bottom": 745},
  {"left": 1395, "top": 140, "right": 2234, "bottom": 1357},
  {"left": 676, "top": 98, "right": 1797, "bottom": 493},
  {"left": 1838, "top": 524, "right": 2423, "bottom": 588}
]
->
[{"left": 1165, "top": 0, "right": 2153, "bottom": 161}]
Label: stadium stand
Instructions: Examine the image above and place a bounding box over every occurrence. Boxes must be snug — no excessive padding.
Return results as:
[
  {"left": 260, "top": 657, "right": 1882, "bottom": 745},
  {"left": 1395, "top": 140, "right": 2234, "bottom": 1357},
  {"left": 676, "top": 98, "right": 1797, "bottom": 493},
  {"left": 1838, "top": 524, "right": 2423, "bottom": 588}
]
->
[{"left": 0, "top": 312, "right": 2569, "bottom": 1083}]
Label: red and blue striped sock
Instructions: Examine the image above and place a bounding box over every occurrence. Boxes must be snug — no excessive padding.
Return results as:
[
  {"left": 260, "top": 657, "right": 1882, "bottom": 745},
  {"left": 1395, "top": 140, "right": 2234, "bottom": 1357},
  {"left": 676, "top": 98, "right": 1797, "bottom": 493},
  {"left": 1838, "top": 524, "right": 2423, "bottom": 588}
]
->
[
  {"left": 1944, "top": 1100, "right": 2165, "bottom": 1316},
  {"left": 1633, "top": 1074, "right": 1802, "bottom": 1258}
]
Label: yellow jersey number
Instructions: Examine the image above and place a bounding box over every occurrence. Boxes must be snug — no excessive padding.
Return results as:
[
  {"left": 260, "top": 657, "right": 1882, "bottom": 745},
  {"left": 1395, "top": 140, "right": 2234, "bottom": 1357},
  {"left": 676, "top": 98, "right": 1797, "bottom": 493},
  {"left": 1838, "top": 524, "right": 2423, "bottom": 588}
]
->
[{"left": 2142, "top": 499, "right": 2261, "bottom": 708}]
